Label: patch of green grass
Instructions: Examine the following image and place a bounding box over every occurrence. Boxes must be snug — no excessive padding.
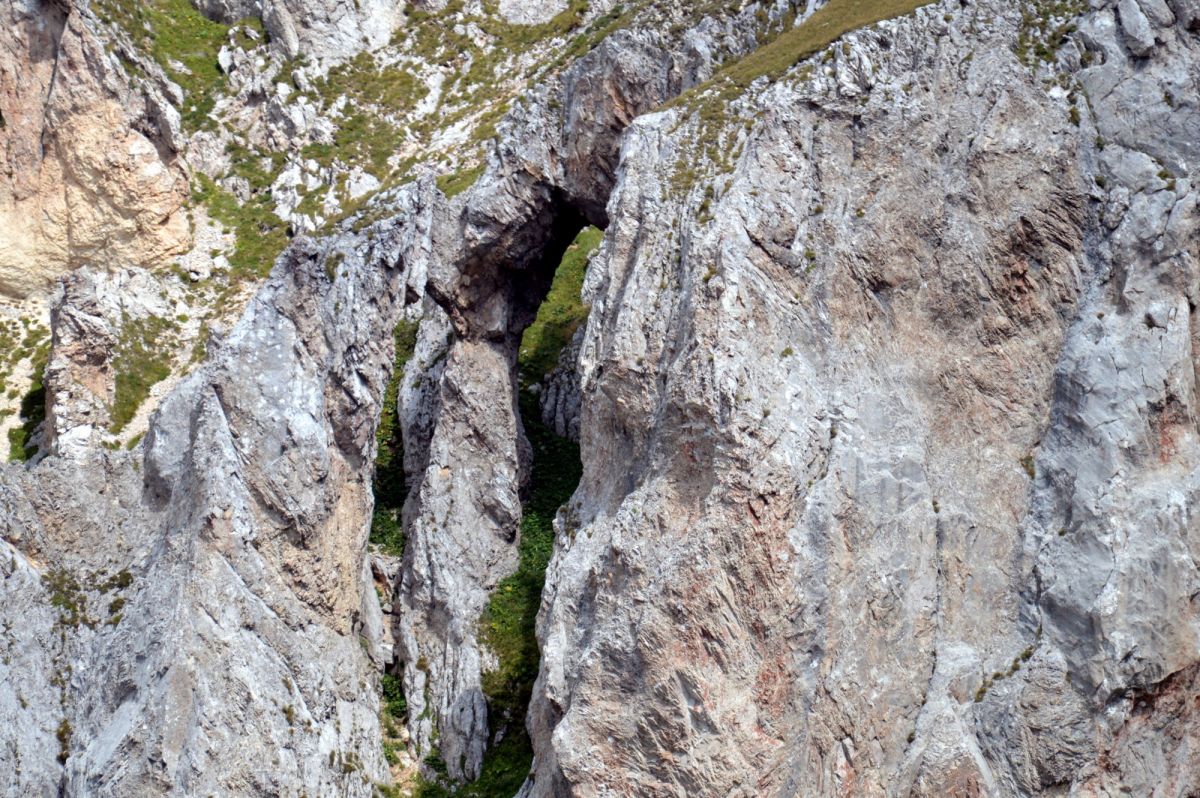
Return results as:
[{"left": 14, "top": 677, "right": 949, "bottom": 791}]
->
[
  {"left": 436, "top": 164, "right": 487, "bottom": 199},
  {"left": 191, "top": 172, "right": 289, "bottom": 280},
  {"left": 92, "top": 0, "right": 235, "bottom": 131},
  {"left": 320, "top": 51, "right": 424, "bottom": 111},
  {"left": 43, "top": 569, "right": 88, "bottom": 628},
  {"left": 546, "top": 3, "right": 637, "bottom": 71},
  {"left": 517, "top": 226, "right": 602, "bottom": 382},
  {"left": 475, "top": 0, "right": 589, "bottom": 71},
  {"left": 370, "top": 320, "right": 421, "bottom": 557},
  {"left": 302, "top": 109, "right": 402, "bottom": 178},
  {"left": 1014, "top": 0, "right": 1086, "bottom": 66},
  {"left": 382, "top": 672, "right": 408, "bottom": 720},
  {"left": 459, "top": 389, "right": 580, "bottom": 796},
  {"left": 415, "top": 230, "right": 592, "bottom": 796},
  {"left": 110, "top": 316, "right": 178, "bottom": 434},
  {"left": 56, "top": 718, "right": 72, "bottom": 764}
]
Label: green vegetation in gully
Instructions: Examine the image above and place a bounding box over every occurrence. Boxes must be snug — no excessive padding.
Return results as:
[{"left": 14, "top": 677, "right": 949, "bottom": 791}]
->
[
  {"left": 7, "top": 358, "right": 47, "bottom": 463},
  {"left": 109, "top": 315, "right": 178, "bottom": 434},
  {"left": 371, "top": 320, "right": 421, "bottom": 557},
  {"left": 380, "top": 670, "right": 409, "bottom": 771},
  {"left": 413, "top": 399, "right": 582, "bottom": 798},
  {"left": 2, "top": 317, "right": 50, "bottom": 462},
  {"left": 451, "top": 392, "right": 580, "bottom": 798},
  {"left": 517, "top": 227, "right": 602, "bottom": 382},
  {"left": 413, "top": 227, "right": 592, "bottom": 797}
]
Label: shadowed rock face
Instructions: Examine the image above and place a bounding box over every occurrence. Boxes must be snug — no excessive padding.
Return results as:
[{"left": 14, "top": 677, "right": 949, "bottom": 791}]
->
[{"left": 1, "top": 0, "right": 1198, "bottom": 796}]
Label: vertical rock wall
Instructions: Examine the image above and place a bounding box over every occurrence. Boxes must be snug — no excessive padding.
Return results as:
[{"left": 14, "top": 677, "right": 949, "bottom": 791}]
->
[
  {"left": 0, "top": 0, "right": 189, "bottom": 299},
  {"left": 522, "top": 0, "right": 1200, "bottom": 794}
]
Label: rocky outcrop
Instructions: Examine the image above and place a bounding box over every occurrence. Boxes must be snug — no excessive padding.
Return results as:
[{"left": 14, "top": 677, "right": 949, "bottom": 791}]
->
[
  {"left": 1, "top": 0, "right": 1198, "bottom": 795},
  {"left": 538, "top": 328, "right": 584, "bottom": 441},
  {"left": 194, "top": 0, "right": 403, "bottom": 64},
  {"left": 519, "top": 0, "right": 1200, "bottom": 794},
  {"left": 0, "top": 181, "right": 437, "bottom": 795},
  {"left": 391, "top": 17, "right": 756, "bottom": 777},
  {"left": 0, "top": 0, "right": 189, "bottom": 299},
  {"left": 42, "top": 268, "right": 191, "bottom": 458},
  {"left": 498, "top": 0, "right": 569, "bottom": 26},
  {"left": 261, "top": 0, "right": 402, "bottom": 63},
  {"left": 193, "top": 0, "right": 261, "bottom": 24}
]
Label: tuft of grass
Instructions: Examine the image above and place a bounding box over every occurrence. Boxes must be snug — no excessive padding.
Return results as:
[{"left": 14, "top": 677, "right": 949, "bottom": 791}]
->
[
  {"left": 1020, "top": 454, "right": 1036, "bottom": 480},
  {"left": 44, "top": 569, "right": 88, "bottom": 628},
  {"left": 517, "top": 226, "right": 602, "bottom": 382},
  {"left": 56, "top": 718, "right": 72, "bottom": 764},
  {"left": 110, "top": 316, "right": 177, "bottom": 434},
  {"left": 381, "top": 672, "right": 408, "bottom": 720},
  {"left": 436, "top": 164, "right": 488, "bottom": 200}
]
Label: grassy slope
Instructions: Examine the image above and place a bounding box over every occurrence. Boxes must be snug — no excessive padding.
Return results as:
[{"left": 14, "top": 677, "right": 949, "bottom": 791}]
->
[{"left": 92, "top": 0, "right": 234, "bottom": 131}]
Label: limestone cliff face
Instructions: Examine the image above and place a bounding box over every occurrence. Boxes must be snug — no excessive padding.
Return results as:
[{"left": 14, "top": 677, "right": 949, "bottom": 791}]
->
[
  {"left": 1, "top": 183, "right": 438, "bottom": 796},
  {"left": 1, "top": 0, "right": 1199, "bottom": 796},
  {"left": 0, "top": 0, "right": 189, "bottom": 299},
  {"left": 524, "top": 1, "right": 1200, "bottom": 793}
]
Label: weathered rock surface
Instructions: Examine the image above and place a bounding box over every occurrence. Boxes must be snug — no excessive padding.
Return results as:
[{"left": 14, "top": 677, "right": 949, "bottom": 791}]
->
[
  {"left": 0, "top": 181, "right": 437, "bottom": 795},
  {"left": 0, "top": 0, "right": 190, "bottom": 299},
  {"left": 539, "top": 328, "right": 584, "bottom": 441},
  {"left": 499, "top": 0, "right": 568, "bottom": 26},
  {"left": 1, "top": 0, "right": 1199, "bottom": 796},
  {"left": 391, "top": 15, "right": 776, "bottom": 776},
  {"left": 260, "top": 0, "right": 403, "bottom": 63},
  {"left": 520, "top": 0, "right": 1200, "bottom": 794}
]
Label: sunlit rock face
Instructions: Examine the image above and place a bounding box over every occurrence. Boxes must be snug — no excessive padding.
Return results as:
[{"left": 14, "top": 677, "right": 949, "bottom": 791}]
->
[
  {"left": 1, "top": 0, "right": 1198, "bottom": 796},
  {"left": 0, "top": 0, "right": 190, "bottom": 299}
]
